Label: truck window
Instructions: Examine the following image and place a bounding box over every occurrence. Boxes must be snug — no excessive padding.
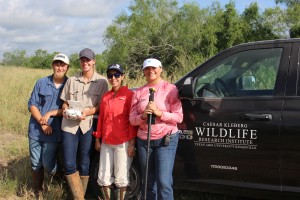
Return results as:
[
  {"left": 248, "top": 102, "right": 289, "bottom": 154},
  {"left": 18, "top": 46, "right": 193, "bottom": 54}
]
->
[{"left": 194, "top": 48, "right": 283, "bottom": 97}]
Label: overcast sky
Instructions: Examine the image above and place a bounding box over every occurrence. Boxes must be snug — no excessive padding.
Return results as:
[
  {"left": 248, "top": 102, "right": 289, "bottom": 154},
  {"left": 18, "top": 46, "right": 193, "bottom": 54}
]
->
[{"left": 0, "top": 0, "right": 281, "bottom": 60}]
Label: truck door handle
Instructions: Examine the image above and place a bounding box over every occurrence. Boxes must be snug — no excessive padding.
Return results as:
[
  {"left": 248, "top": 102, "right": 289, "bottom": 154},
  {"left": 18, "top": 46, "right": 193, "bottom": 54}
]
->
[{"left": 243, "top": 113, "right": 272, "bottom": 121}]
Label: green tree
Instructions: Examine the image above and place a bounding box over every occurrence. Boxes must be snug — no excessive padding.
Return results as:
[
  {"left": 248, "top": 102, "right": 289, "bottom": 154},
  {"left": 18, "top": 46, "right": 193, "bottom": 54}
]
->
[
  {"left": 27, "top": 49, "right": 52, "bottom": 69},
  {"left": 276, "top": 0, "right": 300, "bottom": 7},
  {"left": 103, "top": 0, "right": 180, "bottom": 77},
  {"left": 2, "top": 50, "right": 27, "bottom": 66},
  {"left": 241, "top": 3, "right": 284, "bottom": 42},
  {"left": 69, "top": 53, "right": 80, "bottom": 69},
  {"left": 276, "top": 0, "right": 300, "bottom": 38},
  {"left": 102, "top": 0, "right": 295, "bottom": 78},
  {"left": 103, "top": 0, "right": 221, "bottom": 78},
  {"left": 215, "top": 2, "right": 244, "bottom": 51},
  {"left": 95, "top": 53, "right": 108, "bottom": 74}
]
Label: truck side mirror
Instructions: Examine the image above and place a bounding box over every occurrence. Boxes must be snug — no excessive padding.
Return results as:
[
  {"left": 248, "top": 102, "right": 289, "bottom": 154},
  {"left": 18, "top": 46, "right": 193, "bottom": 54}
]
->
[
  {"left": 238, "top": 75, "right": 256, "bottom": 90},
  {"left": 180, "top": 77, "right": 194, "bottom": 99}
]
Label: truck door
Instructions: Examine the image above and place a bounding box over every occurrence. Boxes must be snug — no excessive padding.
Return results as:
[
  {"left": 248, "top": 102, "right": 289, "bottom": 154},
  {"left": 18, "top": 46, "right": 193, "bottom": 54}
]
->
[
  {"left": 280, "top": 41, "right": 300, "bottom": 195},
  {"left": 175, "top": 42, "right": 292, "bottom": 193}
]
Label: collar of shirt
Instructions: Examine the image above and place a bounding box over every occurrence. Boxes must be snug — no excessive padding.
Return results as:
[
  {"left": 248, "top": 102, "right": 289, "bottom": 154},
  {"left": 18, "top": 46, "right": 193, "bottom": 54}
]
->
[
  {"left": 47, "top": 75, "right": 67, "bottom": 88},
  {"left": 76, "top": 71, "right": 99, "bottom": 83},
  {"left": 108, "top": 86, "right": 129, "bottom": 96}
]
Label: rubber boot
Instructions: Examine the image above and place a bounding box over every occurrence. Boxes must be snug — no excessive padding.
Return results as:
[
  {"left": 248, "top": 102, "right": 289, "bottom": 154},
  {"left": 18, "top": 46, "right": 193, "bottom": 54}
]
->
[
  {"left": 65, "top": 171, "right": 84, "bottom": 200},
  {"left": 115, "top": 187, "right": 127, "bottom": 200},
  {"left": 99, "top": 185, "right": 111, "bottom": 200},
  {"left": 32, "top": 168, "right": 44, "bottom": 199},
  {"left": 80, "top": 176, "right": 89, "bottom": 198}
]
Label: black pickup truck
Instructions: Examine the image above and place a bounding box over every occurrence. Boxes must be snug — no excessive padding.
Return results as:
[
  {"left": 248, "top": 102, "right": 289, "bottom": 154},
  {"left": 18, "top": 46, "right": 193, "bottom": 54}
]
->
[{"left": 90, "top": 38, "right": 300, "bottom": 200}]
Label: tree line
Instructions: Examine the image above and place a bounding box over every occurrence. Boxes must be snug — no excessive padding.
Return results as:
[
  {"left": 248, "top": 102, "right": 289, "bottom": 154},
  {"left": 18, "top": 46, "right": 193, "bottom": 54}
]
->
[
  {"left": 1, "top": 0, "right": 299, "bottom": 79},
  {"left": 1, "top": 49, "right": 108, "bottom": 74}
]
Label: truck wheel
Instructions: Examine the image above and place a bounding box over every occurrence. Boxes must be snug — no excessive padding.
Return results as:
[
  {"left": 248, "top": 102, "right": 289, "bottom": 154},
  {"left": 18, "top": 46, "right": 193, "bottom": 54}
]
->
[
  {"left": 88, "top": 152, "right": 142, "bottom": 200},
  {"left": 127, "top": 160, "right": 142, "bottom": 199}
]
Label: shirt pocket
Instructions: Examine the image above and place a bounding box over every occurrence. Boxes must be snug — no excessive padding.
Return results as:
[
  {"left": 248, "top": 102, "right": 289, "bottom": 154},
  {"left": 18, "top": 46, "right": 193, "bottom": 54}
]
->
[
  {"left": 69, "top": 89, "right": 80, "bottom": 101},
  {"left": 38, "top": 90, "right": 52, "bottom": 107},
  {"left": 87, "top": 91, "right": 101, "bottom": 106}
]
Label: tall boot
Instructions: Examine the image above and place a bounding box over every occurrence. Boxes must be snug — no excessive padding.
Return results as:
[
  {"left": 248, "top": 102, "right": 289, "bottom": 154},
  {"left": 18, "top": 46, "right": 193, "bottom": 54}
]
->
[
  {"left": 32, "top": 168, "right": 44, "bottom": 199},
  {"left": 115, "top": 187, "right": 127, "bottom": 200},
  {"left": 99, "top": 185, "right": 111, "bottom": 200},
  {"left": 65, "top": 171, "right": 84, "bottom": 200},
  {"left": 80, "top": 176, "right": 89, "bottom": 198}
]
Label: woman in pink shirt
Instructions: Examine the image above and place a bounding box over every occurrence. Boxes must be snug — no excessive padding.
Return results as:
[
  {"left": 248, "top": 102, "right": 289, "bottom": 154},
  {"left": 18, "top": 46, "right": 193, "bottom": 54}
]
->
[
  {"left": 93, "top": 64, "right": 137, "bottom": 200},
  {"left": 129, "top": 58, "right": 183, "bottom": 200}
]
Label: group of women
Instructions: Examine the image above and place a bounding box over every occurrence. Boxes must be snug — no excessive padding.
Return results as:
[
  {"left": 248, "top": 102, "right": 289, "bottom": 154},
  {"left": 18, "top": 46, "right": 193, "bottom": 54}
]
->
[{"left": 28, "top": 48, "right": 183, "bottom": 200}]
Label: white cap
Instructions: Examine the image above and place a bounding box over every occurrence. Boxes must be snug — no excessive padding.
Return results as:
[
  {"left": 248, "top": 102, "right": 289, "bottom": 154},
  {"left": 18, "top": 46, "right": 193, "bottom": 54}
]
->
[
  {"left": 142, "top": 58, "right": 162, "bottom": 69},
  {"left": 53, "top": 53, "right": 70, "bottom": 65}
]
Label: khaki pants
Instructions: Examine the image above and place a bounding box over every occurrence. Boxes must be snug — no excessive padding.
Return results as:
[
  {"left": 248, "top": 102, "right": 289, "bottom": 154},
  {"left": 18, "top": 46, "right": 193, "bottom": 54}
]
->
[{"left": 97, "top": 142, "right": 132, "bottom": 187}]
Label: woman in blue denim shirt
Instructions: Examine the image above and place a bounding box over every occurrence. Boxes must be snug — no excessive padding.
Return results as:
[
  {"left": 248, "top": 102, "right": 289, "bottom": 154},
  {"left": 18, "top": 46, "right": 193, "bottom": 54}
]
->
[{"left": 28, "top": 53, "right": 69, "bottom": 198}]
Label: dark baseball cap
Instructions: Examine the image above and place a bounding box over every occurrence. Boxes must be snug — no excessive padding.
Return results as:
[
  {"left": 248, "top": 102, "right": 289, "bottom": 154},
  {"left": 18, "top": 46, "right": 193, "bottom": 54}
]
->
[
  {"left": 106, "top": 64, "right": 124, "bottom": 74},
  {"left": 79, "top": 48, "right": 95, "bottom": 60}
]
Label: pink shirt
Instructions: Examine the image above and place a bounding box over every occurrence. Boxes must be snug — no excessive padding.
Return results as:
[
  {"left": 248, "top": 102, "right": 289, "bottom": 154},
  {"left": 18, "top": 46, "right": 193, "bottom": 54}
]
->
[{"left": 129, "top": 80, "right": 183, "bottom": 140}]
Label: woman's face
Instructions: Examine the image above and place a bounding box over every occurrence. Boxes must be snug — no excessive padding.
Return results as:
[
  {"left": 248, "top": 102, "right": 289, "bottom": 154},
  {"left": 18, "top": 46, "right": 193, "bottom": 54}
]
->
[
  {"left": 52, "top": 60, "right": 68, "bottom": 79},
  {"left": 143, "top": 66, "right": 162, "bottom": 84},
  {"left": 80, "top": 57, "right": 95, "bottom": 73},
  {"left": 107, "top": 69, "right": 124, "bottom": 89}
]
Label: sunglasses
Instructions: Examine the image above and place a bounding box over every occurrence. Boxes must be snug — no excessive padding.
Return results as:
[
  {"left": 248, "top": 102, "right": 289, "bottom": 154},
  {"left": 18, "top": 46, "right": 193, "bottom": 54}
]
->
[{"left": 107, "top": 73, "right": 122, "bottom": 79}]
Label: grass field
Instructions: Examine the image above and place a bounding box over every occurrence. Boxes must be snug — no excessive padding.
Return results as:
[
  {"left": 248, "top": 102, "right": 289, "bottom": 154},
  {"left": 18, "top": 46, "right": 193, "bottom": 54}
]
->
[{"left": 0, "top": 65, "right": 254, "bottom": 200}]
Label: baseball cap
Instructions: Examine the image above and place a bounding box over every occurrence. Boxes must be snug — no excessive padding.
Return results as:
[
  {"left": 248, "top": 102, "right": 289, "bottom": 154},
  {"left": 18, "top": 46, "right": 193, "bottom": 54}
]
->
[
  {"left": 106, "top": 64, "right": 124, "bottom": 74},
  {"left": 142, "top": 58, "right": 162, "bottom": 69},
  {"left": 79, "top": 48, "right": 95, "bottom": 60},
  {"left": 53, "top": 53, "right": 69, "bottom": 65}
]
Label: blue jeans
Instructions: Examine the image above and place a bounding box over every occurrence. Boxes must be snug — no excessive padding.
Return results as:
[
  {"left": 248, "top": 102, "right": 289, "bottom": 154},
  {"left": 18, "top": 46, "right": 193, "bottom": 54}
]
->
[
  {"left": 137, "top": 131, "right": 179, "bottom": 200},
  {"left": 29, "top": 138, "right": 58, "bottom": 174},
  {"left": 62, "top": 127, "right": 92, "bottom": 176}
]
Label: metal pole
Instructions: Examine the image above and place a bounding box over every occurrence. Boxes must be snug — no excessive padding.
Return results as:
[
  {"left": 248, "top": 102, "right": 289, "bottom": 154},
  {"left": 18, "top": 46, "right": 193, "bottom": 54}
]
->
[{"left": 144, "top": 88, "right": 155, "bottom": 200}]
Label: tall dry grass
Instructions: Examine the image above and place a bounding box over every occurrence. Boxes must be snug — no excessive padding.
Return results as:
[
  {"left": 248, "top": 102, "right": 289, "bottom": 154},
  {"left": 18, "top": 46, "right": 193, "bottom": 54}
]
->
[
  {"left": 0, "top": 67, "right": 52, "bottom": 134},
  {"left": 0, "top": 66, "right": 66, "bottom": 199}
]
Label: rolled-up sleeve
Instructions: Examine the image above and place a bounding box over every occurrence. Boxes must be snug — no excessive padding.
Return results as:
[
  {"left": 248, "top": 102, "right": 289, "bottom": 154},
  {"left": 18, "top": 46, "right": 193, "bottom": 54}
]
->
[
  {"left": 28, "top": 80, "right": 41, "bottom": 111},
  {"left": 129, "top": 91, "right": 145, "bottom": 126},
  {"left": 160, "top": 86, "right": 183, "bottom": 124}
]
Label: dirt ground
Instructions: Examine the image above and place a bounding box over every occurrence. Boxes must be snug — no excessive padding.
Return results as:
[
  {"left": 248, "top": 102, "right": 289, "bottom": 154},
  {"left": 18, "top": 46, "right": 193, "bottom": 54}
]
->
[
  {"left": 0, "top": 132, "right": 27, "bottom": 169},
  {"left": 0, "top": 132, "right": 15, "bottom": 168}
]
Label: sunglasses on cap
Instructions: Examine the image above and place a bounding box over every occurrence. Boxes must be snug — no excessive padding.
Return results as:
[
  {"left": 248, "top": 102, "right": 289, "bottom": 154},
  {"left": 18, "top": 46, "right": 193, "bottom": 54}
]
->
[{"left": 107, "top": 73, "right": 122, "bottom": 79}]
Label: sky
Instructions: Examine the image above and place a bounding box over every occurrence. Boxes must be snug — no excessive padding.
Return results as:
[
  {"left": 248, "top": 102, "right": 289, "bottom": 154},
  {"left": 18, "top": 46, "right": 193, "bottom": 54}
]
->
[{"left": 0, "top": 0, "right": 283, "bottom": 60}]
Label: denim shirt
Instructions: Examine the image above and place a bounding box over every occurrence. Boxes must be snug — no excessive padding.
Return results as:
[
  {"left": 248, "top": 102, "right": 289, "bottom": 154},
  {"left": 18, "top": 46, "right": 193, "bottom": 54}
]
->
[{"left": 28, "top": 75, "right": 67, "bottom": 142}]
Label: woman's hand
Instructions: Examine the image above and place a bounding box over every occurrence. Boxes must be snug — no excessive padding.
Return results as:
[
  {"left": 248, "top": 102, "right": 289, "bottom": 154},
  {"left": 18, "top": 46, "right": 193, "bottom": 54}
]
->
[
  {"left": 145, "top": 101, "right": 162, "bottom": 118},
  {"left": 95, "top": 139, "right": 101, "bottom": 151},
  {"left": 63, "top": 108, "right": 69, "bottom": 119},
  {"left": 77, "top": 110, "right": 87, "bottom": 121},
  {"left": 127, "top": 144, "right": 136, "bottom": 157},
  {"left": 39, "top": 112, "right": 51, "bottom": 125},
  {"left": 41, "top": 124, "right": 53, "bottom": 135}
]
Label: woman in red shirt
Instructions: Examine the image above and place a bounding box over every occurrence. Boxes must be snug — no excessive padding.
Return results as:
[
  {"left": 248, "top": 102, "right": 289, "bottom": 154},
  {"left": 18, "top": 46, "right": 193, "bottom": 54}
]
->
[{"left": 93, "top": 64, "right": 137, "bottom": 200}]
